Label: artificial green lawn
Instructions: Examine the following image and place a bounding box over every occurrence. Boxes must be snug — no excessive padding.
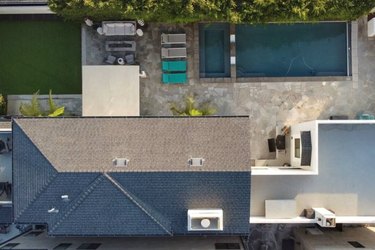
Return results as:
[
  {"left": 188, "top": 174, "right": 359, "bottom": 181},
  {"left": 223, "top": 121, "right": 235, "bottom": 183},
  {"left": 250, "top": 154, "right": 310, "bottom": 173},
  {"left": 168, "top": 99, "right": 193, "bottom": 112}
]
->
[{"left": 0, "top": 20, "right": 81, "bottom": 95}]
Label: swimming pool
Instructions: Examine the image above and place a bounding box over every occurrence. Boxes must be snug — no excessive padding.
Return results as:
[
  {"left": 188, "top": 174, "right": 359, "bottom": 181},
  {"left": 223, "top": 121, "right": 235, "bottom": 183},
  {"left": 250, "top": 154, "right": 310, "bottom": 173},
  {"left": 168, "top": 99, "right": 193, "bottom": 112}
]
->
[
  {"left": 199, "top": 23, "right": 231, "bottom": 78},
  {"left": 236, "top": 22, "right": 350, "bottom": 77}
]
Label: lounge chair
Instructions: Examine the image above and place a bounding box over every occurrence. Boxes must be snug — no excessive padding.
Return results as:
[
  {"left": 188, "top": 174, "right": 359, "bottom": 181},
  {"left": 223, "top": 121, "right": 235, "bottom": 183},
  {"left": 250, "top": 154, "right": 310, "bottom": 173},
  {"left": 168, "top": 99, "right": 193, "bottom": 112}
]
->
[
  {"left": 161, "top": 33, "right": 186, "bottom": 44},
  {"left": 162, "top": 61, "right": 187, "bottom": 72},
  {"left": 161, "top": 48, "right": 187, "bottom": 59},
  {"left": 102, "top": 21, "right": 136, "bottom": 36},
  {"left": 162, "top": 73, "right": 187, "bottom": 84}
]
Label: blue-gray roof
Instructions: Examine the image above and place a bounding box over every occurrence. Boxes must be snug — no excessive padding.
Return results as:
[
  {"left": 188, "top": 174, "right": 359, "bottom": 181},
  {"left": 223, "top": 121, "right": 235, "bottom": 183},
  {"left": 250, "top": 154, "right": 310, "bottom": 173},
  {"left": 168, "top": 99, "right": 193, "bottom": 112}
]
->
[
  {"left": 12, "top": 117, "right": 251, "bottom": 236},
  {"left": 0, "top": 205, "right": 12, "bottom": 224}
]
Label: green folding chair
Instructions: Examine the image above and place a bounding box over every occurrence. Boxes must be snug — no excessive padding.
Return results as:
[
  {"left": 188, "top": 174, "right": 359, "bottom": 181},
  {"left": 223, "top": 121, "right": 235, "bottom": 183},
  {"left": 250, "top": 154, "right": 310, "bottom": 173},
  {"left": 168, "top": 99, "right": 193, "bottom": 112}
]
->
[
  {"left": 162, "top": 61, "right": 187, "bottom": 72},
  {"left": 162, "top": 73, "right": 187, "bottom": 84}
]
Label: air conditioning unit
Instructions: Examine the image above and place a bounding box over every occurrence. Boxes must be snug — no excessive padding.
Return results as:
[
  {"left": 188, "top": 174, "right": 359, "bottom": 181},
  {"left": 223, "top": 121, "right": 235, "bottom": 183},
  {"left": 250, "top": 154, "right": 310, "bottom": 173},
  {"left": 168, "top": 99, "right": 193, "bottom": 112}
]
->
[
  {"left": 313, "top": 208, "right": 336, "bottom": 227},
  {"left": 113, "top": 158, "right": 129, "bottom": 167},
  {"left": 188, "top": 158, "right": 204, "bottom": 167},
  {"left": 187, "top": 209, "right": 223, "bottom": 231}
]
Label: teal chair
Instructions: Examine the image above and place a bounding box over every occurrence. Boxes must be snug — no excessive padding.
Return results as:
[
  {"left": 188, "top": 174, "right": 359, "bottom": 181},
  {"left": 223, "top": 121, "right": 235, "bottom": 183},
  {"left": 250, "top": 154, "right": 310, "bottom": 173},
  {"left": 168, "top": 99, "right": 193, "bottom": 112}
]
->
[
  {"left": 162, "top": 73, "right": 187, "bottom": 84},
  {"left": 162, "top": 61, "right": 187, "bottom": 72}
]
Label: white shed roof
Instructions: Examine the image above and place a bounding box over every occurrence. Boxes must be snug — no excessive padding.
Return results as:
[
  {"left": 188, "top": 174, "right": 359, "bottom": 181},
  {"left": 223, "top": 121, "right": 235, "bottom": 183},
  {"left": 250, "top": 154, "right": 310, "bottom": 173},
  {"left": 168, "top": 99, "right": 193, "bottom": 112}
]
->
[{"left": 82, "top": 65, "right": 140, "bottom": 116}]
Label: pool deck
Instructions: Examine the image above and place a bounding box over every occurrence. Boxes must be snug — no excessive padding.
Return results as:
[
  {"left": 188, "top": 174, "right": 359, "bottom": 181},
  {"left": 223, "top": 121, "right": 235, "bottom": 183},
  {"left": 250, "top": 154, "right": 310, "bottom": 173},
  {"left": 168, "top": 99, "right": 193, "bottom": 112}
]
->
[{"left": 83, "top": 17, "right": 375, "bottom": 161}]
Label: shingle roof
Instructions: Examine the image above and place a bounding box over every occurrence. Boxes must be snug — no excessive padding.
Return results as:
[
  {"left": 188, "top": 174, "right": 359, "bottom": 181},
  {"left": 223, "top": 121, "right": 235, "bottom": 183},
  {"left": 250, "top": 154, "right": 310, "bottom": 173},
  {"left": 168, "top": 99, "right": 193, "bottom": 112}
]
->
[
  {"left": 12, "top": 123, "right": 58, "bottom": 219},
  {"left": 13, "top": 117, "right": 251, "bottom": 236},
  {"left": 14, "top": 117, "right": 251, "bottom": 172},
  {"left": 0, "top": 205, "right": 12, "bottom": 224}
]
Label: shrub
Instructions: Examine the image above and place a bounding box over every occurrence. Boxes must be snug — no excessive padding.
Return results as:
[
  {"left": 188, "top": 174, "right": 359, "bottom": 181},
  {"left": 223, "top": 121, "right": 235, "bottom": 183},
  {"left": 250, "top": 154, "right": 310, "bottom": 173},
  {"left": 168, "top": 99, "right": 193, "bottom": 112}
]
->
[
  {"left": 170, "top": 94, "right": 216, "bottom": 116},
  {"left": 19, "top": 90, "right": 65, "bottom": 117},
  {"left": 0, "top": 94, "right": 6, "bottom": 116},
  {"left": 48, "top": 0, "right": 375, "bottom": 23}
]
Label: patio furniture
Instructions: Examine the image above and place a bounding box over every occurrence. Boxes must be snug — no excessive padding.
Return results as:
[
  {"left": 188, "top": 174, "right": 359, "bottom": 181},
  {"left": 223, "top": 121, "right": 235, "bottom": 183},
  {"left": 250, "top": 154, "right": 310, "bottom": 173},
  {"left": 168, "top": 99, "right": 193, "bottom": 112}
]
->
[
  {"left": 105, "top": 55, "right": 117, "bottom": 64},
  {"left": 84, "top": 18, "right": 93, "bottom": 27},
  {"left": 161, "top": 48, "right": 187, "bottom": 59},
  {"left": 117, "top": 57, "right": 125, "bottom": 65},
  {"left": 162, "top": 73, "right": 187, "bottom": 84},
  {"left": 162, "top": 60, "right": 187, "bottom": 72},
  {"left": 105, "top": 41, "right": 136, "bottom": 52},
  {"left": 0, "top": 139, "right": 8, "bottom": 154},
  {"left": 137, "top": 19, "right": 145, "bottom": 26},
  {"left": 125, "top": 54, "right": 135, "bottom": 64},
  {"left": 161, "top": 33, "right": 186, "bottom": 44},
  {"left": 97, "top": 27, "right": 104, "bottom": 35},
  {"left": 102, "top": 21, "right": 136, "bottom": 36},
  {"left": 136, "top": 29, "right": 144, "bottom": 37}
]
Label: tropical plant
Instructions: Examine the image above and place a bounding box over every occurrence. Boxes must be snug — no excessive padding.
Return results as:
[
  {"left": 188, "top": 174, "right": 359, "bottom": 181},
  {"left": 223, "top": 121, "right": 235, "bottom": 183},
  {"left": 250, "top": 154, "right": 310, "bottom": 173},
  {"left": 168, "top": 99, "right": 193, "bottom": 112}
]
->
[
  {"left": 48, "top": 0, "right": 375, "bottom": 23},
  {"left": 19, "top": 90, "right": 65, "bottom": 117},
  {"left": 47, "top": 90, "right": 65, "bottom": 117},
  {"left": 170, "top": 94, "right": 216, "bottom": 116},
  {"left": 0, "top": 94, "right": 6, "bottom": 116}
]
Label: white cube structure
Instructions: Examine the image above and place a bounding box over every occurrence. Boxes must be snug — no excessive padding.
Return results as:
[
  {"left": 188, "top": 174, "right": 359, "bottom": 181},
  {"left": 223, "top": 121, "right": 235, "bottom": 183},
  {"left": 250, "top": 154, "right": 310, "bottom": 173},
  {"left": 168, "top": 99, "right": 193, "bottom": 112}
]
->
[{"left": 368, "top": 17, "right": 375, "bottom": 37}]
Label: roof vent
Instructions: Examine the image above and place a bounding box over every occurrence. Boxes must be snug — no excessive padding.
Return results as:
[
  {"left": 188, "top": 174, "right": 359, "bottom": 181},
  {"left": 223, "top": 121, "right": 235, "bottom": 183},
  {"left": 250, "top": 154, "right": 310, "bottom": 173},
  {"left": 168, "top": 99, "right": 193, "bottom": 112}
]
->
[
  {"left": 113, "top": 158, "right": 129, "bottom": 167},
  {"left": 48, "top": 208, "right": 59, "bottom": 213},
  {"left": 61, "top": 195, "right": 69, "bottom": 202},
  {"left": 188, "top": 158, "right": 204, "bottom": 167}
]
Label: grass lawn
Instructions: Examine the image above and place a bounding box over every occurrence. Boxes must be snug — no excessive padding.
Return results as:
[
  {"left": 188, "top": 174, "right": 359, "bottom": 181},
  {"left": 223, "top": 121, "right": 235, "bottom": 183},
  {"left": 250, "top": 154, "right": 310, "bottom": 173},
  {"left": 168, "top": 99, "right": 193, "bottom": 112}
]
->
[{"left": 0, "top": 20, "right": 81, "bottom": 95}]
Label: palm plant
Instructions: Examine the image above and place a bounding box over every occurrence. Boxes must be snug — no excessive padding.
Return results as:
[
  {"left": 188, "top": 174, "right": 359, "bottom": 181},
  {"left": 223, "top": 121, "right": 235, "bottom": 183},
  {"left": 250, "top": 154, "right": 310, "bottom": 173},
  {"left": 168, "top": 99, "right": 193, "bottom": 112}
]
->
[
  {"left": 47, "top": 90, "right": 65, "bottom": 117},
  {"left": 170, "top": 95, "right": 216, "bottom": 116},
  {"left": 19, "top": 91, "right": 42, "bottom": 117},
  {"left": 0, "top": 94, "right": 6, "bottom": 116},
  {"left": 19, "top": 90, "right": 65, "bottom": 117}
]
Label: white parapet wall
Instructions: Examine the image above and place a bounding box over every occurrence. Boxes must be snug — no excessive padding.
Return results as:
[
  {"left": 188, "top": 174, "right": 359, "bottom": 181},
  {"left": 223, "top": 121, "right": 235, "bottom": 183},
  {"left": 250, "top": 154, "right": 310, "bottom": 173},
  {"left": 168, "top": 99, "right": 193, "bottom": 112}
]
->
[
  {"left": 368, "top": 17, "right": 375, "bottom": 37},
  {"left": 7, "top": 94, "right": 82, "bottom": 116},
  {"left": 0, "top": 6, "right": 53, "bottom": 15},
  {"left": 250, "top": 216, "right": 375, "bottom": 224}
]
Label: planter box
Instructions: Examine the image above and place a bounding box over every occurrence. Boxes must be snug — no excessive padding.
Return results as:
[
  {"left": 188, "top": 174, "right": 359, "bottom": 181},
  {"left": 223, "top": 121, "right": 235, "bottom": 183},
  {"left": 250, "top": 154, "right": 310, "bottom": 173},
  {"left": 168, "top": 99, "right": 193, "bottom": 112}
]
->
[{"left": 7, "top": 94, "right": 82, "bottom": 116}]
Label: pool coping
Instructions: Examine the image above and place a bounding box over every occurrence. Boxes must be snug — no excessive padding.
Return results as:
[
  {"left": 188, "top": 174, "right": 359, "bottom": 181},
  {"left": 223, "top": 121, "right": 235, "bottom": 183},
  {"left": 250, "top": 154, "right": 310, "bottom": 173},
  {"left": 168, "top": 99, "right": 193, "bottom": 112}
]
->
[{"left": 195, "top": 21, "right": 355, "bottom": 84}]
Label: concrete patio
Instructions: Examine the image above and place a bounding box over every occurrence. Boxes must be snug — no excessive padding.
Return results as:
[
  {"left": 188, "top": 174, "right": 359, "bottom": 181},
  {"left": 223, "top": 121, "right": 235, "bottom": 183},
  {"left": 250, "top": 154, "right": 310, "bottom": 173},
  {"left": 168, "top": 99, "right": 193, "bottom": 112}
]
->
[{"left": 82, "top": 17, "right": 375, "bottom": 161}]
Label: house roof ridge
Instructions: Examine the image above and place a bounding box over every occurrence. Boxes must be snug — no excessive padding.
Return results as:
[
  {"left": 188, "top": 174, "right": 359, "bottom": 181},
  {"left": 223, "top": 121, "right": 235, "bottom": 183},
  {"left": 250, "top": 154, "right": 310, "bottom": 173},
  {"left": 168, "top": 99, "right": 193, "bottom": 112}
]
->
[
  {"left": 103, "top": 173, "right": 173, "bottom": 236},
  {"left": 12, "top": 120, "right": 59, "bottom": 172},
  {"left": 15, "top": 173, "right": 58, "bottom": 220},
  {"left": 49, "top": 174, "right": 105, "bottom": 233},
  {"left": 13, "top": 117, "right": 250, "bottom": 172}
]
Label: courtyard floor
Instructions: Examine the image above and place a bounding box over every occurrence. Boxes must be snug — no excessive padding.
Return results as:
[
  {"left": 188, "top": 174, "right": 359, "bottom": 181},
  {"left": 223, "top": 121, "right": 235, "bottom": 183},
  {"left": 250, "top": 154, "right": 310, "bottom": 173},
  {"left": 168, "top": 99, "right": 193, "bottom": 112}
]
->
[{"left": 83, "top": 17, "right": 375, "bottom": 160}]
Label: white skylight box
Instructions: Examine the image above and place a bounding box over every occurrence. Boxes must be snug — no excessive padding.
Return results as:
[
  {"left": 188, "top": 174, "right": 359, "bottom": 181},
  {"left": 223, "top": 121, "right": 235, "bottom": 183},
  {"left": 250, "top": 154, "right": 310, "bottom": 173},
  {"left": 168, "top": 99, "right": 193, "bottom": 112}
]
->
[{"left": 188, "top": 209, "right": 223, "bottom": 231}]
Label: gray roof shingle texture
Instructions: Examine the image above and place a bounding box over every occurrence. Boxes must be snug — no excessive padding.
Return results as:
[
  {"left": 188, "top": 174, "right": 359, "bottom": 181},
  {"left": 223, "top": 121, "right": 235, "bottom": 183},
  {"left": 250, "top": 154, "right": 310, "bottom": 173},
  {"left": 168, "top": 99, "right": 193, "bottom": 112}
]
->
[
  {"left": 14, "top": 117, "right": 251, "bottom": 172},
  {"left": 0, "top": 205, "right": 12, "bottom": 224},
  {"left": 12, "top": 117, "right": 251, "bottom": 236}
]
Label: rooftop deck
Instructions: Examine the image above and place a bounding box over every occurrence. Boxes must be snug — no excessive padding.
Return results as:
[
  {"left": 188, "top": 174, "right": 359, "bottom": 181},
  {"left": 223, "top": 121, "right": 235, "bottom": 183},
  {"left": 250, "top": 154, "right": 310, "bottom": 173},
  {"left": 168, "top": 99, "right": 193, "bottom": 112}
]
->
[{"left": 251, "top": 123, "right": 375, "bottom": 217}]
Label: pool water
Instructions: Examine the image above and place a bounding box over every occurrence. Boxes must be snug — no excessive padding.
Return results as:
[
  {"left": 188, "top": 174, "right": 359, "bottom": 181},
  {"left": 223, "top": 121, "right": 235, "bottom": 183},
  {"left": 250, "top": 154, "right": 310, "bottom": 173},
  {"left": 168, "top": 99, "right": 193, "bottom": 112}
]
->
[
  {"left": 236, "top": 22, "right": 350, "bottom": 77},
  {"left": 199, "top": 23, "right": 230, "bottom": 78}
]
